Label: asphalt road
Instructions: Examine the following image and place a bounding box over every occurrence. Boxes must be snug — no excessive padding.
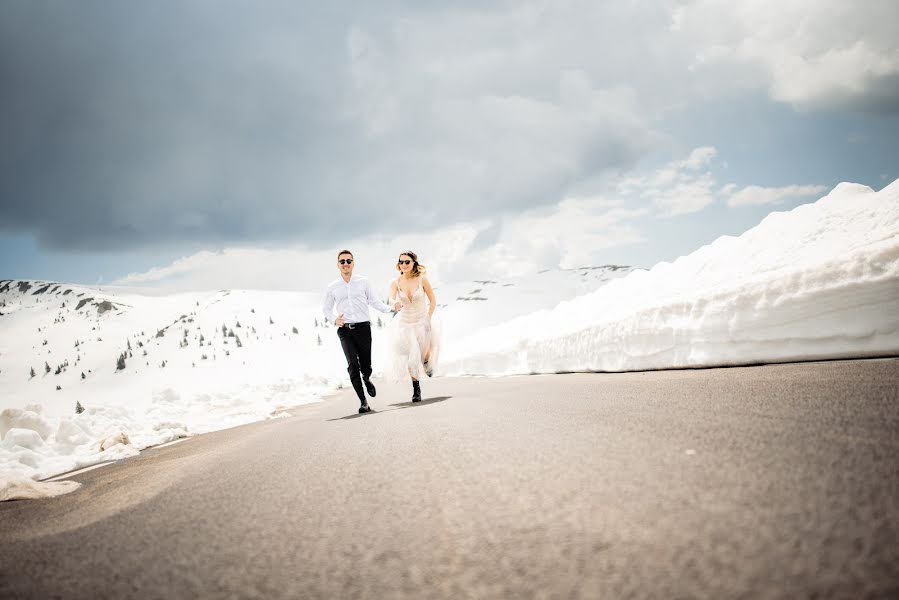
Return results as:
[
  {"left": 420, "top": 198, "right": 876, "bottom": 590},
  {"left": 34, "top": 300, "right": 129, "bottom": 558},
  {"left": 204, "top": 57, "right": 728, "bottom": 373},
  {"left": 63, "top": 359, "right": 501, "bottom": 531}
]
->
[{"left": 2, "top": 358, "right": 898, "bottom": 599}]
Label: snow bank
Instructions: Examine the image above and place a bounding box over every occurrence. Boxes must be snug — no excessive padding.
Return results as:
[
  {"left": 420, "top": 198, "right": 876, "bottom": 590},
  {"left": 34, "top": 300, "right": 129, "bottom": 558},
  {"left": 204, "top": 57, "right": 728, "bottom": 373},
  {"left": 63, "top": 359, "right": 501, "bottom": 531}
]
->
[{"left": 442, "top": 180, "right": 899, "bottom": 374}]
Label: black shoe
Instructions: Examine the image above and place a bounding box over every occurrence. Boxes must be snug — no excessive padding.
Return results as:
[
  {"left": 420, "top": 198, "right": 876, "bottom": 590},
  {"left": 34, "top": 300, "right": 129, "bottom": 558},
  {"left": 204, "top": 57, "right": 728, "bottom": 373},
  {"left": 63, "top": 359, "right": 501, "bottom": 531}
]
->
[
  {"left": 364, "top": 378, "right": 376, "bottom": 397},
  {"left": 423, "top": 361, "right": 434, "bottom": 378},
  {"left": 358, "top": 403, "right": 371, "bottom": 414},
  {"left": 412, "top": 381, "right": 421, "bottom": 403}
]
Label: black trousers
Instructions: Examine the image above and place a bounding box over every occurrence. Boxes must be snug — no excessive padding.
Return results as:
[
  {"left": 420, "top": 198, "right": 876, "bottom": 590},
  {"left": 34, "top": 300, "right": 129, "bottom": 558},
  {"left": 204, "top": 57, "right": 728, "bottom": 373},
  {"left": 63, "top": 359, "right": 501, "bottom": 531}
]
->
[{"left": 337, "top": 322, "right": 372, "bottom": 403}]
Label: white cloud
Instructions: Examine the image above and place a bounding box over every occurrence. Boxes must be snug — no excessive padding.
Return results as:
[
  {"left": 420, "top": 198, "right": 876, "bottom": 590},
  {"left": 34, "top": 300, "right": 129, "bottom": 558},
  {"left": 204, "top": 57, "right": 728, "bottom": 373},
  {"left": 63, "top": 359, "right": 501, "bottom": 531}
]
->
[
  {"left": 678, "top": 146, "right": 718, "bottom": 169},
  {"left": 469, "top": 199, "right": 649, "bottom": 276},
  {"left": 648, "top": 174, "right": 717, "bottom": 217},
  {"left": 614, "top": 145, "right": 827, "bottom": 216},
  {"left": 726, "top": 184, "right": 829, "bottom": 207},
  {"left": 110, "top": 140, "right": 834, "bottom": 291},
  {"left": 113, "top": 198, "right": 650, "bottom": 291},
  {"left": 676, "top": 0, "right": 899, "bottom": 112},
  {"left": 617, "top": 146, "right": 719, "bottom": 217}
]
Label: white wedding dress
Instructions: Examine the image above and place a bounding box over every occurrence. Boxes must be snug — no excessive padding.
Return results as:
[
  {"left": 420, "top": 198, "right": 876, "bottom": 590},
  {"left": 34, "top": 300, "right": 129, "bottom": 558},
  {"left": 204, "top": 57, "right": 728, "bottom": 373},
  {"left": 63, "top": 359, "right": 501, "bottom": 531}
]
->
[{"left": 385, "top": 276, "right": 441, "bottom": 382}]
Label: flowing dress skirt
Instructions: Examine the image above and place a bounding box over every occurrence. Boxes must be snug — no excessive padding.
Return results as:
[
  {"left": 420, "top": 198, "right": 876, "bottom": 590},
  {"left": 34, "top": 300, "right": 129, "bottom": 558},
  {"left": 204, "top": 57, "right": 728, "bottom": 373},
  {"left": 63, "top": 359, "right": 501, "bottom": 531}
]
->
[{"left": 384, "top": 304, "right": 441, "bottom": 382}]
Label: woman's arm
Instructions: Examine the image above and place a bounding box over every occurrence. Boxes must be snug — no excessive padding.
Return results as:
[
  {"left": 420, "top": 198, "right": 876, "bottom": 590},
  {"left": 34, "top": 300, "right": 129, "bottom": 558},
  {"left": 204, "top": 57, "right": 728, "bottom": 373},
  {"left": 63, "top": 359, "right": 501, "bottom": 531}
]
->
[
  {"left": 422, "top": 277, "right": 436, "bottom": 318},
  {"left": 388, "top": 280, "right": 403, "bottom": 311}
]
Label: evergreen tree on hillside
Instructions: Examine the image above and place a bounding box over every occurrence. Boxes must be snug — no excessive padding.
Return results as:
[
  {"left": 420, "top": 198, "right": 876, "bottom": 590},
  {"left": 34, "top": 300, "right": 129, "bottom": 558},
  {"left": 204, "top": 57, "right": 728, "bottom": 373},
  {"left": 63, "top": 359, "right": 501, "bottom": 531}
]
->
[
  {"left": 116, "top": 353, "right": 126, "bottom": 371},
  {"left": 30, "top": 366, "right": 36, "bottom": 378},
  {"left": 45, "top": 362, "right": 51, "bottom": 374}
]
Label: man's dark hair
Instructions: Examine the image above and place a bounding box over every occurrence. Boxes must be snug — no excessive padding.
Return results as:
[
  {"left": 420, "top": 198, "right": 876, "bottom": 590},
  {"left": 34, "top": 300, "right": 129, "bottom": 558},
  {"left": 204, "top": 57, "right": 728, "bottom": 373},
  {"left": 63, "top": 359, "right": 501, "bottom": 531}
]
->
[{"left": 337, "top": 249, "right": 353, "bottom": 260}]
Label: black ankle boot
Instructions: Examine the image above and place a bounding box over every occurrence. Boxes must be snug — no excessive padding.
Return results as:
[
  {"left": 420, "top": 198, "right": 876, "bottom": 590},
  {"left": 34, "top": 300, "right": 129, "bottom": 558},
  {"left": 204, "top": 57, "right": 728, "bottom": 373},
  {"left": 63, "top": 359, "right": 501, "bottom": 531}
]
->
[{"left": 412, "top": 380, "right": 421, "bottom": 403}]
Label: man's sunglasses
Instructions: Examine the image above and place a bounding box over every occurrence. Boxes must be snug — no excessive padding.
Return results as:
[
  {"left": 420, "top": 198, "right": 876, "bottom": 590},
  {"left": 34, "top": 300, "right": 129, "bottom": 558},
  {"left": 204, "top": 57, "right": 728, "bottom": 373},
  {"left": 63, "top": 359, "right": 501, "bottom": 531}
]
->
[
  {"left": 397, "top": 260, "right": 412, "bottom": 265},
  {"left": 339, "top": 259, "right": 353, "bottom": 265}
]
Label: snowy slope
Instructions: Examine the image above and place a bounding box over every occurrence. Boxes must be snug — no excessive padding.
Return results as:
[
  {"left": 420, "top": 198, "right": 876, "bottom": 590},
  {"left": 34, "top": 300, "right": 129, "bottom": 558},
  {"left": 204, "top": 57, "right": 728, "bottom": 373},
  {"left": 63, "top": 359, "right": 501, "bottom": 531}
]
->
[{"left": 441, "top": 180, "right": 899, "bottom": 375}]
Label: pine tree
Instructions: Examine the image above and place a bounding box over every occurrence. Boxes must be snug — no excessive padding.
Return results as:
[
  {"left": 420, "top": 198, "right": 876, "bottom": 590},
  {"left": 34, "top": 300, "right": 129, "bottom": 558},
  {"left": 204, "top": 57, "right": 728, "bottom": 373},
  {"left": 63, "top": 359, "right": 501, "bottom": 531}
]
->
[
  {"left": 81, "top": 372, "right": 86, "bottom": 380},
  {"left": 30, "top": 366, "right": 36, "bottom": 378},
  {"left": 116, "top": 353, "right": 126, "bottom": 371},
  {"left": 45, "top": 361, "right": 51, "bottom": 374},
  {"left": 75, "top": 401, "right": 85, "bottom": 414},
  {"left": 292, "top": 326, "right": 298, "bottom": 334},
  {"left": 317, "top": 334, "right": 322, "bottom": 346}
]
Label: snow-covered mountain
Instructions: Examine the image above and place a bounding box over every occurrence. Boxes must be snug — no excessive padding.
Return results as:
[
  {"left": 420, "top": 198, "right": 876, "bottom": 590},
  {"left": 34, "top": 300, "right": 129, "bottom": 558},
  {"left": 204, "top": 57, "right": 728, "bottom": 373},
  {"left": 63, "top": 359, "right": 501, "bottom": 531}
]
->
[
  {"left": 0, "top": 264, "right": 636, "bottom": 495},
  {"left": 442, "top": 180, "right": 899, "bottom": 375}
]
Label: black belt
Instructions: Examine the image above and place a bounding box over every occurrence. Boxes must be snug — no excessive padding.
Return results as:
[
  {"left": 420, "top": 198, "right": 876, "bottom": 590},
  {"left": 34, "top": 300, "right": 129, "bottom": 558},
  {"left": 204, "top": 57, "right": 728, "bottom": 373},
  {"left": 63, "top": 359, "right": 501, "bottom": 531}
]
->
[{"left": 340, "top": 321, "right": 370, "bottom": 329}]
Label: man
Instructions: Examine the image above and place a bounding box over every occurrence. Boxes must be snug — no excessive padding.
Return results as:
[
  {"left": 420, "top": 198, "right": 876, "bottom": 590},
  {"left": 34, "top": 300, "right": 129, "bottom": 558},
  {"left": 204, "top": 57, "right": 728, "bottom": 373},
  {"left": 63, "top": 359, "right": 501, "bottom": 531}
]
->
[{"left": 323, "top": 250, "right": 399, "bottom": 413}]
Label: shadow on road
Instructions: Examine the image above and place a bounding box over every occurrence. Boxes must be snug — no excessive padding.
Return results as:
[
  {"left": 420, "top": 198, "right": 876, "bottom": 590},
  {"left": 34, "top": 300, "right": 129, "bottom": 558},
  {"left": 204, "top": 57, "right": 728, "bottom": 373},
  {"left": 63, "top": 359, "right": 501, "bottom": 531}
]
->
[
  {"left": 327, "top": 396, "right": 452, "bottom": 421},
  {"left": 389, "top": 395, "right": 451, "bottom": 408}
]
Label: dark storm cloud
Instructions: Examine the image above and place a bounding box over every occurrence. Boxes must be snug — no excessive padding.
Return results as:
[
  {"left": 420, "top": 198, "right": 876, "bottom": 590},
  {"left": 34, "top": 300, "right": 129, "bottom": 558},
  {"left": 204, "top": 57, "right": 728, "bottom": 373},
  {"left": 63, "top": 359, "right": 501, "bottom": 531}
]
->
[
  {"left": 0, "top": 1, "right": 356, "bottom": 250},
  {"left": 0, "top": 1, "right": 660, "bottom": 252}
]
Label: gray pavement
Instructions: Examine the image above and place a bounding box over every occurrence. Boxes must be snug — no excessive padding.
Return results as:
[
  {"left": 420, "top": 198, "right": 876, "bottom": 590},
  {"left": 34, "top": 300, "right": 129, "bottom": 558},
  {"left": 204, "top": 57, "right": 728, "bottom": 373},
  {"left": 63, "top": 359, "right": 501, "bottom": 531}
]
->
[{"left": 1, "top": 358, "right": 898, "bottom": 599}]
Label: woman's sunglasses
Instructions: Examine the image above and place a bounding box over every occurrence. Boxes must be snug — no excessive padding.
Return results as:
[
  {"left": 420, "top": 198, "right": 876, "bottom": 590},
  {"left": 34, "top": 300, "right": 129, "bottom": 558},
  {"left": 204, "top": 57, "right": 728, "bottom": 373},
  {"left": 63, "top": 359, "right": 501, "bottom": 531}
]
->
[
  {"left": 397, "top": 260, "right": 412, "bottom": 265},
  {"left": 338, "top": 259, "right": 353, "bottom": 265}
]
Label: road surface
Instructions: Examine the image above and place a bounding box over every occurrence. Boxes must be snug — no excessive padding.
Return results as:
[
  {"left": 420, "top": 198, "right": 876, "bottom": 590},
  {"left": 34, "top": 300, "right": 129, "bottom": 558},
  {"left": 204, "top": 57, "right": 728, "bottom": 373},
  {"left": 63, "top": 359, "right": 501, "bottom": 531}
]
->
[{"left": 2, "top": 358, "right": 898, "bottom": 598}]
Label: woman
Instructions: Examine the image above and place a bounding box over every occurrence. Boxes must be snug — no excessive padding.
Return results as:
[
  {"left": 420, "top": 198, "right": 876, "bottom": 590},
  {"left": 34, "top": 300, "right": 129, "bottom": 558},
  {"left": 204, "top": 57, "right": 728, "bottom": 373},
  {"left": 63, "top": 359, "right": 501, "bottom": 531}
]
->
[{"left": 386, "top": 251, "right": 439, "bottom": 402}]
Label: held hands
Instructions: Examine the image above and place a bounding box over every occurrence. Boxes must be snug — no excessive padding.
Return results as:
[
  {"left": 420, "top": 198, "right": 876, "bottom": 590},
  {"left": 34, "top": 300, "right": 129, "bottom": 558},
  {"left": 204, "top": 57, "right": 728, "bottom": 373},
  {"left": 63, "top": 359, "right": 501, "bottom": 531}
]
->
[
  {"left": 335, "top": 313, "right": 345, "bottom": 327},
  {"left": 392, "top": 301, "right": 404, "bottom": 312}
]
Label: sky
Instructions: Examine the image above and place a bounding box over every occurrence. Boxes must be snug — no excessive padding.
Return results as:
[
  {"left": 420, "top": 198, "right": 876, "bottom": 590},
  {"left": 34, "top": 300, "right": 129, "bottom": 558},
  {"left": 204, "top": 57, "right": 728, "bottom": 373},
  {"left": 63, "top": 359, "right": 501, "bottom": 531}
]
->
[{"left": 1, "top": 0, "right": 897, "bottom": 291}]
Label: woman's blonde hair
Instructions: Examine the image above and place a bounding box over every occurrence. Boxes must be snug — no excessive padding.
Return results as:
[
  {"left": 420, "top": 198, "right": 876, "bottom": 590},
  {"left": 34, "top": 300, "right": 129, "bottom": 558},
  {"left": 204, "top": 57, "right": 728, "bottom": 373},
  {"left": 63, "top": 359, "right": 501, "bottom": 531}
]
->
[{"left": 397, "top": 250, "right": 426, "bottom": 277}]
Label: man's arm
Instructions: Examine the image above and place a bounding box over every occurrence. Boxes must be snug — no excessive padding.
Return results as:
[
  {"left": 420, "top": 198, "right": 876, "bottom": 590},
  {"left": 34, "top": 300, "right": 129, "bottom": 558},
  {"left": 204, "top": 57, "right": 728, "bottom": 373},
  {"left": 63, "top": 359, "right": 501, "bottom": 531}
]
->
[
  {"left": 322, "top": 286, "right": 336, "bottom": 324},
  {"left": 365, "top": 279, "right": 394, "bottom": 313}
]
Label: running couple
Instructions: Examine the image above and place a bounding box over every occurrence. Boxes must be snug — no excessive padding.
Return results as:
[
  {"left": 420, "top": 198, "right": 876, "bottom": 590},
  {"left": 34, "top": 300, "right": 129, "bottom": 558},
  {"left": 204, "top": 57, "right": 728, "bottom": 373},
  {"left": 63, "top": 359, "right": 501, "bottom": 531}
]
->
[{"left": 322, "top": 250, "right": 439, "bottom": 413}]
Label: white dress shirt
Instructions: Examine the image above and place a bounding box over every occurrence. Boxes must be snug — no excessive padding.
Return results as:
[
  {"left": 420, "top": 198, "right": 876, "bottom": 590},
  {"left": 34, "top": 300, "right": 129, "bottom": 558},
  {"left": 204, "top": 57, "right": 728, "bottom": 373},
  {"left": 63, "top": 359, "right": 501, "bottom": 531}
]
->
[{"left": 323, "top": 274, "right": 393, "bottom": 325}]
